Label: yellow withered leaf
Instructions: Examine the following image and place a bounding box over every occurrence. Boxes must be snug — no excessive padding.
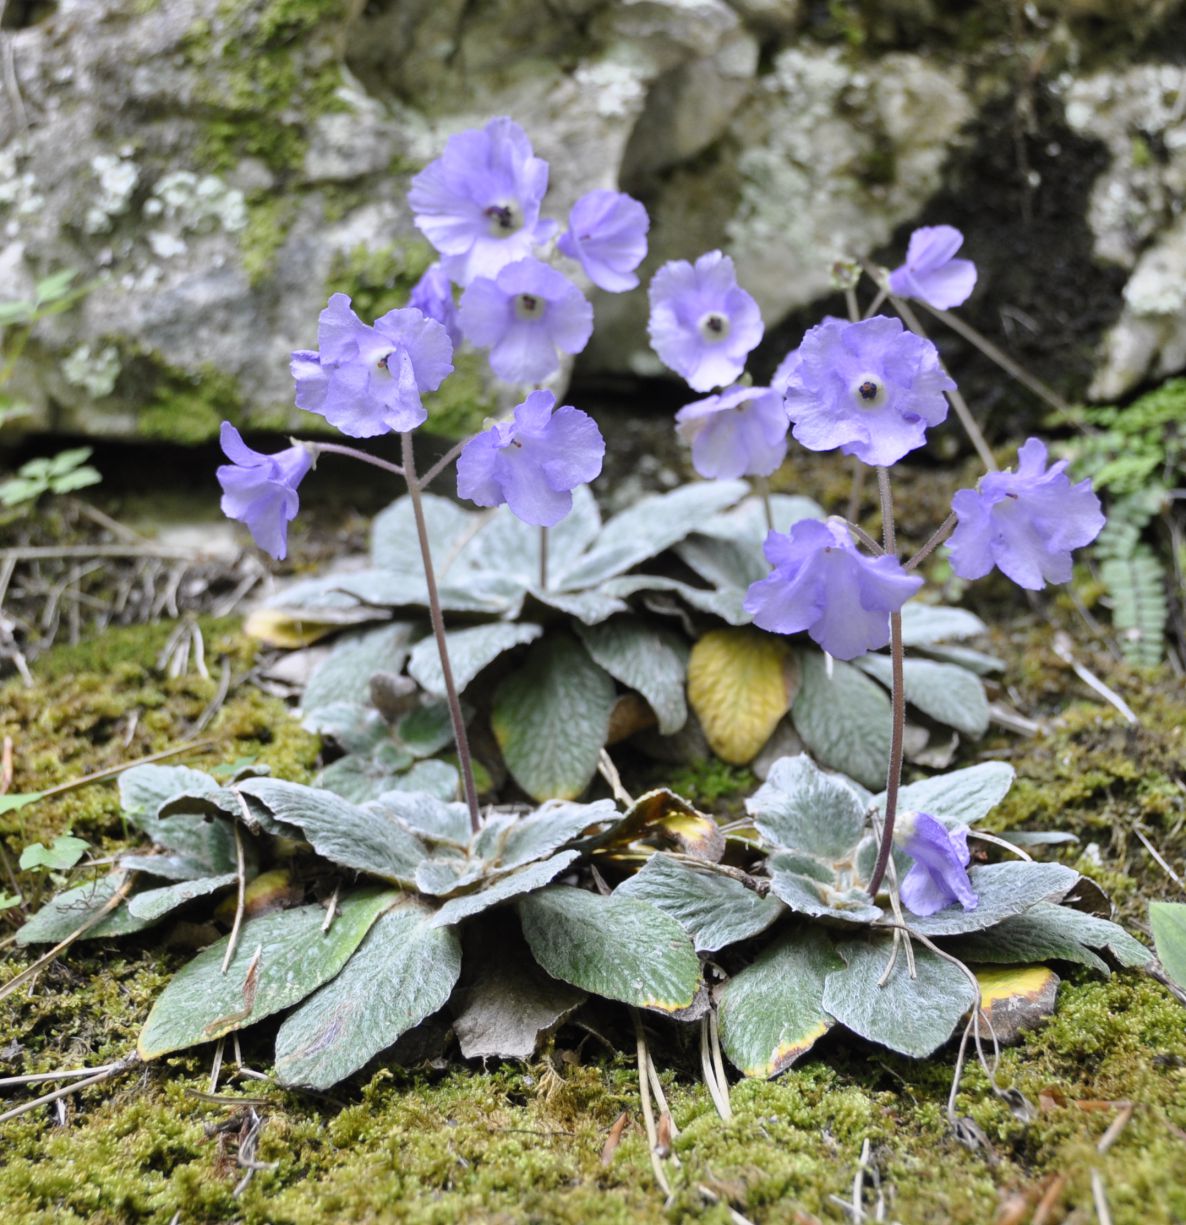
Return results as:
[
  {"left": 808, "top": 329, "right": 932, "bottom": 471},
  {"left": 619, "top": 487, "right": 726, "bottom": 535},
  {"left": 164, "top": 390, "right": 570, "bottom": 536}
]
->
[
  {"left": 974, "top": 964, "right": 1060, "bottom": 1044},
  {"left": 243, "top": 607, "right": 375, "bottom": 648},
  {"left": 687, "top": 628, "right": 798, "bottom": 765}
]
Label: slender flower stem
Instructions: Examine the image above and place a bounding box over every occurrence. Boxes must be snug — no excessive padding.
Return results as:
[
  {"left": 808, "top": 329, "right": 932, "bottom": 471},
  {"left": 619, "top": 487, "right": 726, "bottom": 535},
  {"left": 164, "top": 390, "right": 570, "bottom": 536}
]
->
[
  {"left": 420, "top": 437, "right": 470, "bottom": 489},
  {"left": 921, "top": 301, "right": 1069, "bottom": 413},
  {"left": 867, "top": 466, "right": 905, "bottom": 900},
  {"left": 539, "top": 525, "right": 549, "bottom": 590},
  {"left": 754, "top": 476, "right": 775, "bottom": 532},
  {"left": 310, "top": 441, "right": 404, "bottom": 478},
  {"left": 904, "top": 511, "right": 957, "bottom": 572},
  {"left": 400, "top": 431, "right": 482, "bottom": 834},
  {"left": 844, "top": 286, "right": 859, "bottom": 324},
  {"left": 842, "top": 519, "right": 884, "bottom": 556}
]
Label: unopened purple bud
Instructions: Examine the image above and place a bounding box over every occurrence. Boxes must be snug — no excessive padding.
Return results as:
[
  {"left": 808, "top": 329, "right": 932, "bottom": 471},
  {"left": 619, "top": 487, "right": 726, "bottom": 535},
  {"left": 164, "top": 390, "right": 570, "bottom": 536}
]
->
[{"left": 895, "top": 811, "right": 978, "bottom": 916}]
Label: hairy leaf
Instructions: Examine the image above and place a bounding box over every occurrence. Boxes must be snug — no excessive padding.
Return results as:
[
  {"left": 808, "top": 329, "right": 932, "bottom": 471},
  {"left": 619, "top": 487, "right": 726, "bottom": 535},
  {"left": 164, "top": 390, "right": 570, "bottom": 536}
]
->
[
  {"left": 14, "top": 873, "right": 153, "bottom": 943},
  {"left": 274, "top": 900, "right": 461, "bottom": 1089},
  {"left": 1149, "top": 901, "right": 1186, "bottom": 988},
  {"left": 431, "top": 851, "right": 581, "bottom": 927},
  {"left": 747, "top": 754, "right": 868, "bottom": 859},
  {"left": 518, "top": 886, "right": 700, "bottom": 1012},
  {"left": 407, "top": 622, "right": 544, "bottom": 697},
  {"left": 877, "top": 761, "right": 1015, "bottom": 828},
  {"left": 127, "top": 873, "right": 241, "bottom": 921},
  {"left": 792, "top": 653, "right": 891, "bottom": 790},
  {"left": 718, "top": 927, "right": 841, "bottom": 1077},
  {"left": 855, "top": 655, "right": 989, "bottom": 738},
  {"left": 491, "top": 634, "right": 616, "bottom": 801},
  {"left": 576, "top": 617, "right": 689, "bottom": 736},
  {"left": 302, "top": 623, "right": 419, "bottom": 713},
  {"left": 903, "top": 863, "right": 1080, "bottom": 936}
]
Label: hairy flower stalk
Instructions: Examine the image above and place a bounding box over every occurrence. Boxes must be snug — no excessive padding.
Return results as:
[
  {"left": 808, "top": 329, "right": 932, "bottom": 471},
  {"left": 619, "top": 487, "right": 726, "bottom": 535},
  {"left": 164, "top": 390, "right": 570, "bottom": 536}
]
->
[
  {"left": 401, "top": 431, "right": 483, "bottom": 834},
  {"left": 867, "top": 466, "right": 906, "bottom": 900}
]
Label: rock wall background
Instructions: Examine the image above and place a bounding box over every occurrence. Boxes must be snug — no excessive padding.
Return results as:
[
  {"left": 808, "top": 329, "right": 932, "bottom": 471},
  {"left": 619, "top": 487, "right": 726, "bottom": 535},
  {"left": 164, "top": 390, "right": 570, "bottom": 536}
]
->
[{"left": 1, "top": 0, "right": 1184, "bottom": 441}]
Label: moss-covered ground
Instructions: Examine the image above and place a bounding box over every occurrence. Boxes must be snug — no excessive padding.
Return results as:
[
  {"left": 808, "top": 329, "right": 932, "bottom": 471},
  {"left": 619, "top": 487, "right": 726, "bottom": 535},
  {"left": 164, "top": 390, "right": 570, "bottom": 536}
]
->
[{"left": 1, "top": 595, "right": 1184, "bottom": 1222}]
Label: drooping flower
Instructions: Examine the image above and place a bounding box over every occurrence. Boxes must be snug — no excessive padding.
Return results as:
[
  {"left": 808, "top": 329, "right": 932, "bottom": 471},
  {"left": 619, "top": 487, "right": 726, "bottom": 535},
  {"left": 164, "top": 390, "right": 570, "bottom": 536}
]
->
[
  {"left": 743, "top": 517, "right": 923, "bottom": 659},
  {"left": 458, "top": 258, "right": 593, "bottom": 384},
  {"left": 780, "top": 315, "right": 954, "bottom": 468},
  {"left": 216, "top": 422, "right": 312, "bottom": 561},
  {"left": 948, "top": 437, "right": 1105, "bottom": 589},
  {"left": 456, "top": 389, "right": 605, "bottom": 527},
  {"left": 557, "top": 190, "right": 649, "bottom": 292},
  {"left": 888, "top": 225, "right": 977, "bottom": 311},
  {"left": 408, "top": 262, "right": 462, "bottom": 348},
  {"left": 675, "top": 385, "right": 788, "bottom": 480},
  {"left": 647, "top": 251, "right": 763, "bottom": 392},
  {"left": 407, "top": 116, "right": 555, "bottom": 285},
  {"left": 895, "top": 811, "right": 978, "bottom": 917},
  {"left": 291, "top": 294, "right": 453, "bottom": 439}
]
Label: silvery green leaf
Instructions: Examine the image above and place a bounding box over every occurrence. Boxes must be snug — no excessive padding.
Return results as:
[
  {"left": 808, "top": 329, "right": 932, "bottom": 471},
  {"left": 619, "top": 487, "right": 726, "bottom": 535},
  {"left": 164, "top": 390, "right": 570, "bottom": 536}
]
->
[
  {"left": 518, "top": 886, "right": 701, "bottom": 1013},
  {"left": 118, "top": 852, "right": 215, "bottom": 882},
  {"left": 576, "top": 617, "right": 689, "bottom": 735},
  {"left": 371, "top": 492, "right": 475, "bottom": 572},
  {"left": 746, "top": 754, "right": 868, "bottom": 859},
  {"left": 368, "top": 790, "right": 471, "bottom": 844},
  {"left": 557, "top": 480, "right": 748, "bottom": 588},
  {"left": 307, "top": 704, "right": 404, "bottom": 755},
  {"left": 238, "top": 779, "right": 426, "bottom": 885},
  {"left": 1150, "top": 901, "right": 1186, "bottom": 987},
  {"left": 527, "top": 588, "right": 628, "bottom": 624},
  {"left": 491, "top": 634, "right": 616, "bottom": 802},
  {"left": 767, "top": 853, "right": 883, "bottom": 925},
  {"left": 717, "top": 927, "right": 841, "bottom": 1077},
  {"left": 393, "top": 702, "right": 454, "bottom": 758},
  {"left": 475, "top": 799, "right": 617, "bottom": 870},
  {"left": 599, "top": 575, "right": 747, "bottom": 624},
  {"left": 431, "top": 850, "right": 581, "bottom": 927},
  {"left": 302, "top": 623, "right": 419, "bottom": 713},
  {"left": 138, "top": 888, "right": 397, "bottom": 1058},
  {"left": 416, "top": 857, "right": 470, "bottom": 896},
  {"left": 382, "top": 759, "right": 460, "bottom": 802},
  {"left": 899, "top": 605, "right": 988, "bottom": 645},
  {"left": 407, "top": 623, "right": 544, "bottom": 697},
  {"left": 942, "top": 905, "right": 1113, "bottom": 973},
  {"left": 698, "top": 493, "right": 826, "bottom": 548},
  {"left": 1031, "top": 902, "right": 1150, "bottom": 968},
  {"left": 902, "top": 862, "right": 1080, "bottom": 936},
  {"left": 126, "top": 872, "right": 242, "bottom": 921},
  {"left": 451, "top": 485, "right": 600, "bottom": 586},
  {"left": 823, "top": 938, "right": 978, "bottom": 1057},
  {"left": 614, "top": 853, "right": 784, "bottom": 953},
  {"left": 14, "top": 873, "right": 154, "bottom": 943},
  {"left": 119, "top": 764, "right": 219, "bottom": 828},
  {"left": 315, "top": 743, "right": 417, "bottom": 803},
  {"left": 791, "top": 653, "right": 892, "bottom": 791},
  {"left": 877, "top": 762, "right": 1015, "bottom": 828},
  {"left": 274, "top": 899, "right": 461, "bottom": 1089},
  {"left": 855, "top": 655, "right": 989, "bottom": 738},
  {"left": 918, "top": 644, "right": 1004, "bottom": 675}
]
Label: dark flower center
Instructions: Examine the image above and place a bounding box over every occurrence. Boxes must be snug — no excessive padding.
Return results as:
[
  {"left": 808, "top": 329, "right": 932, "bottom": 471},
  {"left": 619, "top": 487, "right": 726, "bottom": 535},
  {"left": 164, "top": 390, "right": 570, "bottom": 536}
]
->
[
  {"left": 697, "top": 311, "right": 730, "bottom": 343},
  {"left": 850, "top": 372, "right": 887, "bottom": 410},
  {"left": 858, "top": 381, "right": 878, "bottom": 400},
  {"left": 485, "top": 203, "right": 519, "bottom": 236},
  {"left": 514, "top": 292, "right": 546, "bottom": 321}
]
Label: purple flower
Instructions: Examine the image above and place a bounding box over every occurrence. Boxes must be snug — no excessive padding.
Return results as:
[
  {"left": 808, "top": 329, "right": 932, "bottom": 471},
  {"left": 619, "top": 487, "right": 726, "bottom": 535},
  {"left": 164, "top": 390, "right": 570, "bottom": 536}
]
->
[
  {"left": 458, "top": 258, "right": 593, "bottom": 384},
  {"left": 648, "top": 251, "right": 763, "bottom": 392},
  {"left": 896, "top": 812, "right": 977, "bottom": 916},
  {"left": 948, "top": 437, "right": 1105, "bottom": 589},
  {"left": 888, "top": 225, "right": 977, "bottom": 311},
  {"left": 408, "top": 117, "right": 555, "bottom": 285},
  {"left": 409, "top": 263, "right": 461, "bottom": 348},
  {"left": 291, "top": 294, "right": 453, "bottom": 439},
  {"left": 456, "top": 389, "right": 604, "bottom": 527},
  {"left": 780, "top": 315, "right": 954, "bottom": 468},
  {"left": 675, "top": 385, "right": 788, "bottom": 480},
  {"left": 557, "top": 190, "right": 649, "bottom": 292},
  {"left": 743, "top": 518, "right": 923, "bottom": 659},
  {"left": 216, "top": 422, "right": 312, "bottom": 561}
]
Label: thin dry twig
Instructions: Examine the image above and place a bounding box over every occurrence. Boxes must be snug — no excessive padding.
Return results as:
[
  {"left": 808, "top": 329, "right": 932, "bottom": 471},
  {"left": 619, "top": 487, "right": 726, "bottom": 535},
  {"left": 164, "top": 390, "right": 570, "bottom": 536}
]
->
[
  {"left": 630, "top": 1009, "right": 672, "bottom": 1198},
  {"left": 222, "top": 806, "right": 250, "bottom": 972},
  {"left": 1050, "top": 632, "right": 1139, "bottom": 725},
  {"left": 1133, "top": 826, "right": 1186, "bottom": 894},
  {"left": 0, "top": 1054, "right": 140, "bottom": 1125}
]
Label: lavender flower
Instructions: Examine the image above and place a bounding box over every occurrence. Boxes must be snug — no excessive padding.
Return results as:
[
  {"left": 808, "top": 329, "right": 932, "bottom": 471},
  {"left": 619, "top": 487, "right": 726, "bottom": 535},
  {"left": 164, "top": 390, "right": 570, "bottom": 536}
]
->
[
  {"left": 458, "top": 258, "right": 593, "bottom": 384},
  {"left": 675, "top": 385, "right": 788, "bottom": 480},
  {"left": 948, "top": 437, "right": 1105, "bottom": 589},
  {"left": 888, "top": 225, "right": 977, "bottom": 311},
  {"left": 895, "top": 811, "right": 978, "bottom": 916},
  {"left": 409, "top": 263, "right": 462, "bottom": 348},
  {"left": 291, "top": 294, "right": 453, "bottom": 439},
  {"left": 557, "top": 190, "right": 649, "bottom": 292},
  {"left": 648, "top": 251, "right": 763, "bottom": 392},
  {"left": 216, "top": 422, "right": 312, "bottom": 561},
  {"left": 780, "top": 316, "right": 954, "bottom": 468},
  {"left": 408, "top": 117, "right": 554, "bottom": 285},
  {"left": 744, "top": 518, "right": 922, "bottom": 659},
  {"left": 456, "top": 389, "right": 604, "bottom": 526}
]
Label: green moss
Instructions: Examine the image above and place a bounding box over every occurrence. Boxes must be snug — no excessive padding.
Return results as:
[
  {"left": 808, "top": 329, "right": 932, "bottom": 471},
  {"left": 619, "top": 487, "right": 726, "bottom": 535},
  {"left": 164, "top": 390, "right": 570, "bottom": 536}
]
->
[
  {"left": 423, "top": 348, "right": 499, "bottom": 440},
  {"left": 667, "top": 758, "right": 756, "bottom": 812},
  {"left": 325, "top": 240, "right": 435, "bottom": 322},
  {"left": 241, "top": 195, "right": 300, "bottom": 287},
  {"left": 186, "top": 0, "right": 351, "bottom": 175},
  {"left": 136, "top": 355, "right": 244, "bottom": 444}
]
